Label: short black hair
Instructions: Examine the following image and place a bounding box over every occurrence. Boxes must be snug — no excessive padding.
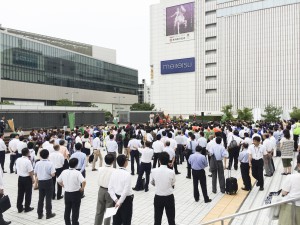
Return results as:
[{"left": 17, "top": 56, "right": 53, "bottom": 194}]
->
[
  {"left": 162, "top": 131, "right": 166, "bottom": 136},
  {"left": 69, "top": 158, "right": 78, "bottom": 168},
  {"left": 22, "top": 148, "right": 29, "bottom": 156},
  {"left": 0, "top": 133, "right": 3, "bottom": 138},
  {"left": 242, "top": 142, "right": 249, "bottom": 149},
  {"left": 253, "top": 136, "right": 261, "bottom": 142},
  {"left": 195, "top": 146, "right": 202, "bottom": 152},
  {"left": 216, "top": 137, "right": 222, "bottom": 144},
  {"left": 244, "top": 132, "right": 249, "bottom": 137},
  {"left": 109, "top": 134, "right": 114, "bottom": 140},
  {"left": 156, "top": 134, "right": 161, "bottom": 140},
  {"left": 145, "top": 141, "right": 151, "bottom": 147},
  {"left": 159, "top": 152, "right": 169, "bottom": 165},
  {"left": 27, "top": 142, "right": 34, "bottom": 149},
  {"left": 167, "top": 132, "right": 172, "bottom": 138},
  {"left": 165, "top": 141, "right": 170, "bottom": 146},
  {"left": 40, "top": 149, "right": 49, "bottom": 159},
  {"left": 75, "top": 143, "right": 82, "bottom": 151},
  {"left": 59, "top": 140, "right": 65, "bottom": 145},
  {"left": 105, "top": 154, "right": 115, "bottom": 165},
  {"left": 117, "top": 154, "right": 127, "bottom": 167}
]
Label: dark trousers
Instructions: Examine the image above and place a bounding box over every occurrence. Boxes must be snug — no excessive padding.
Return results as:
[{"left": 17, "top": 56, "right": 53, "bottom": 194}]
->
[
  {"left": 0, "top": 151, "right": 5, "bottom": 171},
  {"left": 52, "top": 167, "right": 63, "bottom": 199},
  {"left": 76, "top": 169, "right": 86, "bottom": 197},
  {"left": 185, "top": 150, "right": 192, "bottom": 178},
  {"left": 167, "top": 160, "right": 179, "bottom": 174},
  {"left": 240, "top": 163, "right": 251, "bottom": 190},
  {"left": 294, "top": 134, "right": 299, "bottom": 151},
  {"left": 37, "top": 179, "right": 53, "bottom": 216},
  {"left": 135, "top": 162, "right": 151, "bottom": 190},
  {"left": 192, "top": 169, "right": 209, "bottom": 202},
  {"left": 176, "top": 144, "right": 184, "bottom": 164},
  {"left": 17, "top": 176, "right": 32, "bottom": 211},
  {"left": 9, "top": 154, "right": 17, "bottom": 173},
  {"left": 113, "top": 195, "right": 133, "bottom": 225},
  {"left": 154, "top": 194, "right": 175, "bottom": 225},
  {"left": 251, "top": 159, "right": 264, "bottom": 188},
  {"left": 153, "top": 153, "right": 161, "bottom": 168},
  {"left": 117, "top": 142, "right": 123, "bottom": 154},
  {"left": 0, "top": 210, "right": 6, "bottom": 225},
  {"left": 228, "top": 147, "right": 239, "bottom": 170},
  {"left": 130, "top": 150, "right": 140, "bottom": 174},
  {"left": 64, "top": 191, "right": 81, "bottom": 225}
]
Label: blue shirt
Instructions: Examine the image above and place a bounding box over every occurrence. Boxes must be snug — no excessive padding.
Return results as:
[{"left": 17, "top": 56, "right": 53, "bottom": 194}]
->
[
  {"left": 188, "top": 152, "right": 208, "bottom": 170},
  {"left": 70, "top": 151, "right": 86, "bottom": 172},
  {"left": 209, "top": 144, "right": 228, "bottom": 160},
  {"left": 34, "top": 159, "right": 56, "bottom": 181},
  {"left": 238, "top": 149, "right": 249, "bottom": 163}
]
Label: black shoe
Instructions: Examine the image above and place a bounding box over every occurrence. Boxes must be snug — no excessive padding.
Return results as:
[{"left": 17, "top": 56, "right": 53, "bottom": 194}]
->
[
  {"left": 57, "top": 196, "right": 64, "bottom": 200},
  {"left": 38, "top": 214, "right": 44, "bottom": 219},
  {"left": 145, "top": 188, "right": 149, "bottom": 192},
  {"left": 259, "top": 187, "right": 264, "bottom": 191},
  {"left": 46, "top": 213, "right": 56, "bottom": 219},
  {"left": 186, "top": 176, "right": 191, "bottom": 179},
  {"left": 264, "top": 174, "right": 272, "bottom": 177},
  {"left": 3, "top": 171, "right": 7, "bottom": 173},
  {"left": 205, "top": 199, "right": 212, "bottom": 203},
  {"left": 256, "top": 182, "right": 260, "bottom": 187},
  {"left": 132, "top": 187, "right": 139, "bottom": 191},
  {"left": 4, "top": 221, "right": 11, "bottom": 225},
  {"left": 212, "top": 191, "right": 216, "bottom": 194},
  {"left": 195, "top": 199, "right": 199, "bottom": 202},
  {"left": 131, "top": 173, "right": 134, "bottom": 176},
  {"left": 10, "top": 171, "right": 14, "bottom": 174},
  {"left": 18, "top": 208, "right": 24, "bottom": 213},
  {"left": 52, "top": 194, "right": 56, "bottom": 200},
  {"left": 208, "top": 174, "right": 212, "bottom": 177},
  {"left": 25, "top": 207, "right": 34, "bottom": 212},
  {"left": 241, "top": 188, "right": 250, "bottom": 191},
  {"left": 92, "top": 169, "right": 97, "bottom": 171},
  {"left": 175, "top": 172, "right": 181, "bottom": 175},
  {"left": 81, "top": 195, "right": 85, "bottom": 199},
  {"left": 281, "top": 173, "right": 287, "bottom": 175}
]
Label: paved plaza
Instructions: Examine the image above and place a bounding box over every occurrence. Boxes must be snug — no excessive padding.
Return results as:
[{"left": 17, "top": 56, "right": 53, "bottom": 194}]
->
[{"left": 4, "top": 149, "right": 290, "bottom": 225}]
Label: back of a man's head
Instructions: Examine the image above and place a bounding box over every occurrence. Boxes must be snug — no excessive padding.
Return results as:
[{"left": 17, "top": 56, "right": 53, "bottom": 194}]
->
[
  {"left": 167, "top": 133, "right": 172, "bottom": 138},
  {"left": 40, "top": 149, "right": 49, "bottom": 159},
  {"left": 69, "top": 158, "right": 78, "bottom": 168},
  {"left": 22, "top": 148, "right": 29, "bottom": 156},
  {"left": 75, "top": 143, "right": 82, "bottom": 151},
  {"left": 117, "top": 154, "right": 127, "bottom": 167},
  {"left": 159, "top": 152, "right": 169, "bottom": 165},
  {"left": 165, "top": 141, "right": 170, "bottom": 147},
  {"left": 216, "top": 137, "right": 222, "bottom": 144},
  {"left": 105, "top": 154, "right": 115, "bottom": 165}
]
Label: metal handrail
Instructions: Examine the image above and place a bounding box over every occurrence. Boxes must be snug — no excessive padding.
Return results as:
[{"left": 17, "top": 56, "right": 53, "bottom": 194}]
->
[{"left": 201, "top": 196, "right": 300, "bottom": 225}]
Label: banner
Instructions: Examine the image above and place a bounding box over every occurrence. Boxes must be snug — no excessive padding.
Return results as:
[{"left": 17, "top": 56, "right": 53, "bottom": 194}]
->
[
  {"left": 281, "top": 140, "right": 294, "bottom": 159},
  {"left": 161, "top": 57, "right": 195, "bottom": 74},
  {"left": 68, "top": 112, "right": 75, "bottom": 131}
]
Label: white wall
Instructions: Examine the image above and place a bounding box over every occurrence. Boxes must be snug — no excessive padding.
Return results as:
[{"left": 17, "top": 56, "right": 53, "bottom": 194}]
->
[{"left": 92, "top": 46, "right": 117, "bottom": 64}]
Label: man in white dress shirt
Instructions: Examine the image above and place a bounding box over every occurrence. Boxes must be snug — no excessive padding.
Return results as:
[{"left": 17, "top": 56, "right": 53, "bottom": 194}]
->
[
  {"left": 92, "top": 132, "right": 103, "bottom": 171},
  {"left": 106, "top": 134, "right": 118, "bottom": 168},
  {"left": 94, "top": 154, "right": 115, "bottom": 225},
  {"left": 152, "top": 134, "right": 164, "bottom": 168},
  {"left": 57, "top": 158, "right": 86, "bottom": 225},
  {"left": 49, "top": 145, "right": 65, "bottom": 200},
  {"left": 151, "top": 152, "right": 176, "bottom": 225},
  {"left": 8, "top": 133, "right": 19, "bottom": 173},
  {"left": 0, "top": 133, "right": 7, "bottom": 172},
  {"left": 128, "top": 134, "right": 142, "bottom": 175},
  {"left": 262, "top": 133, "right": 274, "bottom": 177},
  {"left": 133, "top": 141, "right": 154, "bottom": 192},
  {"left": 108, "top": 155, "right": 133, "bottom": 225},
  {"left": 248, "top": 136, "right": 267, "bottom": 191}
]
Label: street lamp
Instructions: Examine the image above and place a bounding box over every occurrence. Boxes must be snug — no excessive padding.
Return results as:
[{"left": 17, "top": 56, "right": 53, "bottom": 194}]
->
[{"left": 65, "top": 92, "right": 79, "bottom": 106}]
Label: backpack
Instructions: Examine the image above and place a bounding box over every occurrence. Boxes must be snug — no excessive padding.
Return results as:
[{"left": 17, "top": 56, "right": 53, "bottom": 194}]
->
[{"left": 228, "top": 136, "right": 238, "bottom": 150}]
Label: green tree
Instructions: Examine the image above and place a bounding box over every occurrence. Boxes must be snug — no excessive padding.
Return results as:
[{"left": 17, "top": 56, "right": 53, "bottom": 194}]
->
[
  {"left": 0, "top": 100, "right": 14, "bottom": 105},
  {"left": 56, "top": 99, "right": 73, "bottom": 106},
  {"left": 262, "top": 104, "right": 283, "bottom": 122},
  {"left": 221, "top": 104, "right": 234, "bottom": 122},
  {"left": 289, "top": 107, "right": 300, "bottom": 120},
  {"left": 103, "top": 110, "right": 113, "bottom": 122},
  {"left": 237, "top": 107, "right": 253, "bottom": 121},
  {"left": 130, "top": 103, "right": 155, "bottom": 111}
]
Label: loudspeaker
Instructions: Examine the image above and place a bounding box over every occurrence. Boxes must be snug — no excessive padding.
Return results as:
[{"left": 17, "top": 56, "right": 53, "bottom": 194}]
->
[{"left": 201, "top": 112, "right": 204, "bottom": 117}]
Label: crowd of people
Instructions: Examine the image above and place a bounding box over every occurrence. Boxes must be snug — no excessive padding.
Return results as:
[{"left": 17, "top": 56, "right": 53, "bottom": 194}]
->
[{"left": 0, "top": 117, "right": 299, "bottom": 225}]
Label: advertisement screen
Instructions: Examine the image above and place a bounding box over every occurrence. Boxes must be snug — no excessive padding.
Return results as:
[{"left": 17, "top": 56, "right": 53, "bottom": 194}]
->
[
  {"left": 166, "top": 2, "right": 194, "bottom": 37},
  {"left": 161, "top": 57, "right": 195, "bottom": 75}
]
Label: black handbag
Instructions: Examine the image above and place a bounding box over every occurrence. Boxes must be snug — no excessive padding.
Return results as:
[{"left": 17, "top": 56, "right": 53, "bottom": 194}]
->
[
  {"left": 0, "top": 195, "right": 11, "bottom": 213},
  {"left": 88, "top": 154, "right": 94, "bottom": 163}
]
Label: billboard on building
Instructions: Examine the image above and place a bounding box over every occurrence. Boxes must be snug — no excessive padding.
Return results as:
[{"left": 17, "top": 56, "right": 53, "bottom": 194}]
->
[
  {"left": 161, "top": 57, "right": 195, "bottom": 75},
  {"left": 166, "top": 2, "right": 195, "bottom": 43}
]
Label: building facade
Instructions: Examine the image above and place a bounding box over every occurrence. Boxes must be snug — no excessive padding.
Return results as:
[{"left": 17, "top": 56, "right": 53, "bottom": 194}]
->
[
  {"left": 150, "top": 0, "right": 300, "bottom": 117},
  {"left": 138, "top": 79, "right": 151, "bottom": 104},
  {"left": 0, "top": 28, "right": 138, "bottom": 115}
]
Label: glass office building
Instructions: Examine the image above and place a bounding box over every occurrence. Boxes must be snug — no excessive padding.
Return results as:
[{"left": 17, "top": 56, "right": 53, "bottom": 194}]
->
[{"left": 0, "top": 32, "right": 138, "bottom": 96}]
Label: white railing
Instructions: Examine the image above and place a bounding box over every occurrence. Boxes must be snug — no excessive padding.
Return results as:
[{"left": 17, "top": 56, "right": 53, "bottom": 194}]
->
[{"left": 201, "top": 197, "right": 300, "bottom": 225}]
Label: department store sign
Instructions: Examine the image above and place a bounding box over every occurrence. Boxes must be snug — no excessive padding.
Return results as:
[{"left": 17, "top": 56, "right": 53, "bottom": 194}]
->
[{"left": 161, "top": 57, "right": 195, "bottom": 74}]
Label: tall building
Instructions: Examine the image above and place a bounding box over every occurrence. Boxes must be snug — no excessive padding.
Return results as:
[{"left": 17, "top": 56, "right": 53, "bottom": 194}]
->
[
  {"left": 150, "top": 0, "right": 300, "bottom": 116},
  {"left": 0, "top": 27, "right": 138, "bottom": 114},
  {"left": 138, "top": 79, "right": 151, "bottom": 104}
]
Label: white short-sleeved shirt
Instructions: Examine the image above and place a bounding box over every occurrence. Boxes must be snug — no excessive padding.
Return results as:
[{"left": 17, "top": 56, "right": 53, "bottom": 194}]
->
[
  {"left": 152, "top": 140, "right": 164, "bottom": 153},
  {"left": 163, "top": 146, "right": 175, "bottom": 161},
  {"left": 248, "top": 144, "right": 267, "bottom": 160},
  {"left": 282, "top": 173, "right": 300, "bottom": 206},
  {"left": 57, "top": 168, "right": 85, "bottom": 192},
  {"left": 16, "top": 156, "right": 33, "bottom": 177}
]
